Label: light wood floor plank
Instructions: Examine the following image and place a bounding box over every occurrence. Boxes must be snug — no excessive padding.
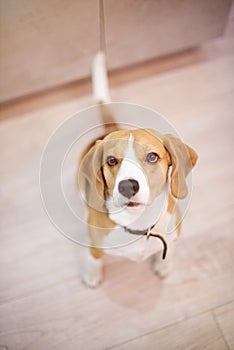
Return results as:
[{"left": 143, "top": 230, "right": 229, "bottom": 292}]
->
[
  {"left": 108, "top": 312, "right": 228, "bottom": 350},
  {"left": 213, "top": 301, "right": 234, "bottom": 350}
]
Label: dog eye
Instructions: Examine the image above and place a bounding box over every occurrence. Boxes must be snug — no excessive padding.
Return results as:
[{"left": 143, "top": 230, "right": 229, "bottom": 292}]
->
[
  {"left": 106, "top": 156, "right": 118, "bottom": 167},
  {"left": 146, "top": 152, "right": 159, "bottom": 163}
]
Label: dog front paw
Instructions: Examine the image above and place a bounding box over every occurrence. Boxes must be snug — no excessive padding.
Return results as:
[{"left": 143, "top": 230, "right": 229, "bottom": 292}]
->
[
  {"left": 151, "top": 251, "right": 171, "bottom": 278},
  {"left": 80, "top": 253, "right": 104, "bottom": 288},
  {"left": 81, "top": 266, "right": 104, "bottom": 288}
]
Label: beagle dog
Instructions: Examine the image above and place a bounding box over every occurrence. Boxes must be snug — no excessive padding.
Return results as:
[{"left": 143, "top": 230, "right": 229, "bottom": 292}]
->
[{"left": 77, "top": 53, "right": 198, "bottom": 287}]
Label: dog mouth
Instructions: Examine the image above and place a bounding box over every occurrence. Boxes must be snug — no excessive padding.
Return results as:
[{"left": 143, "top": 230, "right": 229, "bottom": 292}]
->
[{"left": 125, "top": 201, "right": 144, "bottom": 208}]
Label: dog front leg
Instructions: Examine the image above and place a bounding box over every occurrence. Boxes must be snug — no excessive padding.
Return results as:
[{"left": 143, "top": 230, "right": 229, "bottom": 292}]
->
[
  {"left": 81, "top": 247, "right": 104, "bottom": 288},
  {"left": 151, "top": 241, "right": 176, "bottom": 278}
]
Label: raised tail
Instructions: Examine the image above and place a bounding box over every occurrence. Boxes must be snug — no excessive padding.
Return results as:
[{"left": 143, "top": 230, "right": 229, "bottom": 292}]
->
[
  {"left": 91, "top": 51, "right": 119, "bottom": 133},
  {"left": 92, "top": 51, "right": 110, "bottom": 103}
]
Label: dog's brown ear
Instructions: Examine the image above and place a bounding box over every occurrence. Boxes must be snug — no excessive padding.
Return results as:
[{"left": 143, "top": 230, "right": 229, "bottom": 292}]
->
[
  {"left": 163, "top": 134, "right": 198, "bottom": 199},
  {"left": 78, "top": 140, "right": 106, "bottom": 212}
]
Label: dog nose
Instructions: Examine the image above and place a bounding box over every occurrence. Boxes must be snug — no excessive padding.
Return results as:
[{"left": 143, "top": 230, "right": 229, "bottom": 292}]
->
[{"left": 118, "top": 179, "right": 139, "bottom": 199}]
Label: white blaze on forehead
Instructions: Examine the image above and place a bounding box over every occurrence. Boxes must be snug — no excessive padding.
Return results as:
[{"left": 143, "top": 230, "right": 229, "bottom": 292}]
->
[{"left": 113, "top": 133, "right": 150, "bottom": 202}]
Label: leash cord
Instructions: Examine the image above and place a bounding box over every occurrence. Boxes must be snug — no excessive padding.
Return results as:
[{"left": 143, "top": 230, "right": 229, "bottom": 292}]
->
[
  {"left": 147, "top": 233, "right": 167, "bottom": 260},
  {"left": 124, "top": 225, "right": 168, "bottom": 260},
  {"left": 99, "top": 0, "right": 106, "bottom": 53}
]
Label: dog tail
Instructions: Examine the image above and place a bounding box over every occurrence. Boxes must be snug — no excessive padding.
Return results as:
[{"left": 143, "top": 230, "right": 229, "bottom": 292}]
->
[
  {"left": 92, "top": 51, "right": 110, "bottom": 103},
  {"left": 91, "top": 51, "right": 119, "bottom": 133}
]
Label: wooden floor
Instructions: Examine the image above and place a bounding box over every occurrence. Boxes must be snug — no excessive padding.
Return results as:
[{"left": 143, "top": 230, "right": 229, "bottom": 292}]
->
[{"left": 1, "top": 14, "right": 234, "bottom": 350}]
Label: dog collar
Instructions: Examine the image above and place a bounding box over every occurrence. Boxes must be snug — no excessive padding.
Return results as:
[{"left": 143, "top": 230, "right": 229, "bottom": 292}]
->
[{"left": 123, "top": 225, "right": 167, "bottom": 259}]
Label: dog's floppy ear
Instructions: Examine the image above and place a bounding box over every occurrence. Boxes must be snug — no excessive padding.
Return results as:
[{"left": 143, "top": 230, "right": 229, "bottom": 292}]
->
[
  {"left": 162, "top": 134, "right": 198, "bottom": 199},
  {"left": 78, "top": 140, "right": 106, "bottom": 212}
]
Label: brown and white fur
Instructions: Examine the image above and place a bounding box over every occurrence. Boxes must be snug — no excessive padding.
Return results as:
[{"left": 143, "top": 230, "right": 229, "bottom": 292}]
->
[{"left": 78, "top": 52, "right": 198, "bottom": 287}]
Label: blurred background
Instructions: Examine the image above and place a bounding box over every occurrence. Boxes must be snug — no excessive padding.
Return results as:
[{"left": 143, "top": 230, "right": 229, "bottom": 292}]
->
[{"left": 0, "top": 1, "right": 234, "bottom": 349}]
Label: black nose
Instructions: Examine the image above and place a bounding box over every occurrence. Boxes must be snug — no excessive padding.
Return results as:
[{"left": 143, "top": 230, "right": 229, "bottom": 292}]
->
[{"left": 118, "top": 179, "right": 139, "bottom": 199}]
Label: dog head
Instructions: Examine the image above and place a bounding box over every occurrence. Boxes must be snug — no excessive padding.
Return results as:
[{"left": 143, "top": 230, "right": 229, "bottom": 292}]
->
[{"left": 78, "top": 129, "right": 197, "bottom": 219}]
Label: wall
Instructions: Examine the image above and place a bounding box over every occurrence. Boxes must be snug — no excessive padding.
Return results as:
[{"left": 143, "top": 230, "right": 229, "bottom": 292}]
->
[{"left": 0, "top": 0, "right": 232, "bottom": 102}]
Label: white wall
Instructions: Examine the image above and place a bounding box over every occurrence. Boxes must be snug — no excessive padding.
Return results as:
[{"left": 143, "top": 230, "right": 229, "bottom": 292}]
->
[{"left": 0, "top": 0, "right": 232, "bottom": 102}]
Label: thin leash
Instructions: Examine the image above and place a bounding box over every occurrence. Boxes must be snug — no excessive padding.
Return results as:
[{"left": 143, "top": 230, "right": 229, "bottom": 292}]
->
[
  {"left": 146, "top": 229, "right": 167, "bottom": 260},
  {"left": 124, "top": 224, "right": 168, "bottom": 260},
  {"left": 99, "top": 0, "right": 106, "bottom": 54}
]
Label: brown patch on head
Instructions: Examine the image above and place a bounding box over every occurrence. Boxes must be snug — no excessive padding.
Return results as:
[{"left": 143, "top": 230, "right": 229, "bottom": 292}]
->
[
  {"left": 78, "top": 130, "right": 131, "bottom": 210},
  {"left": 145, "top": 130, "right": 198, "bottom": 199},
  {"left": 131, "top": 129, "right": 170, "bottom": 200}
]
